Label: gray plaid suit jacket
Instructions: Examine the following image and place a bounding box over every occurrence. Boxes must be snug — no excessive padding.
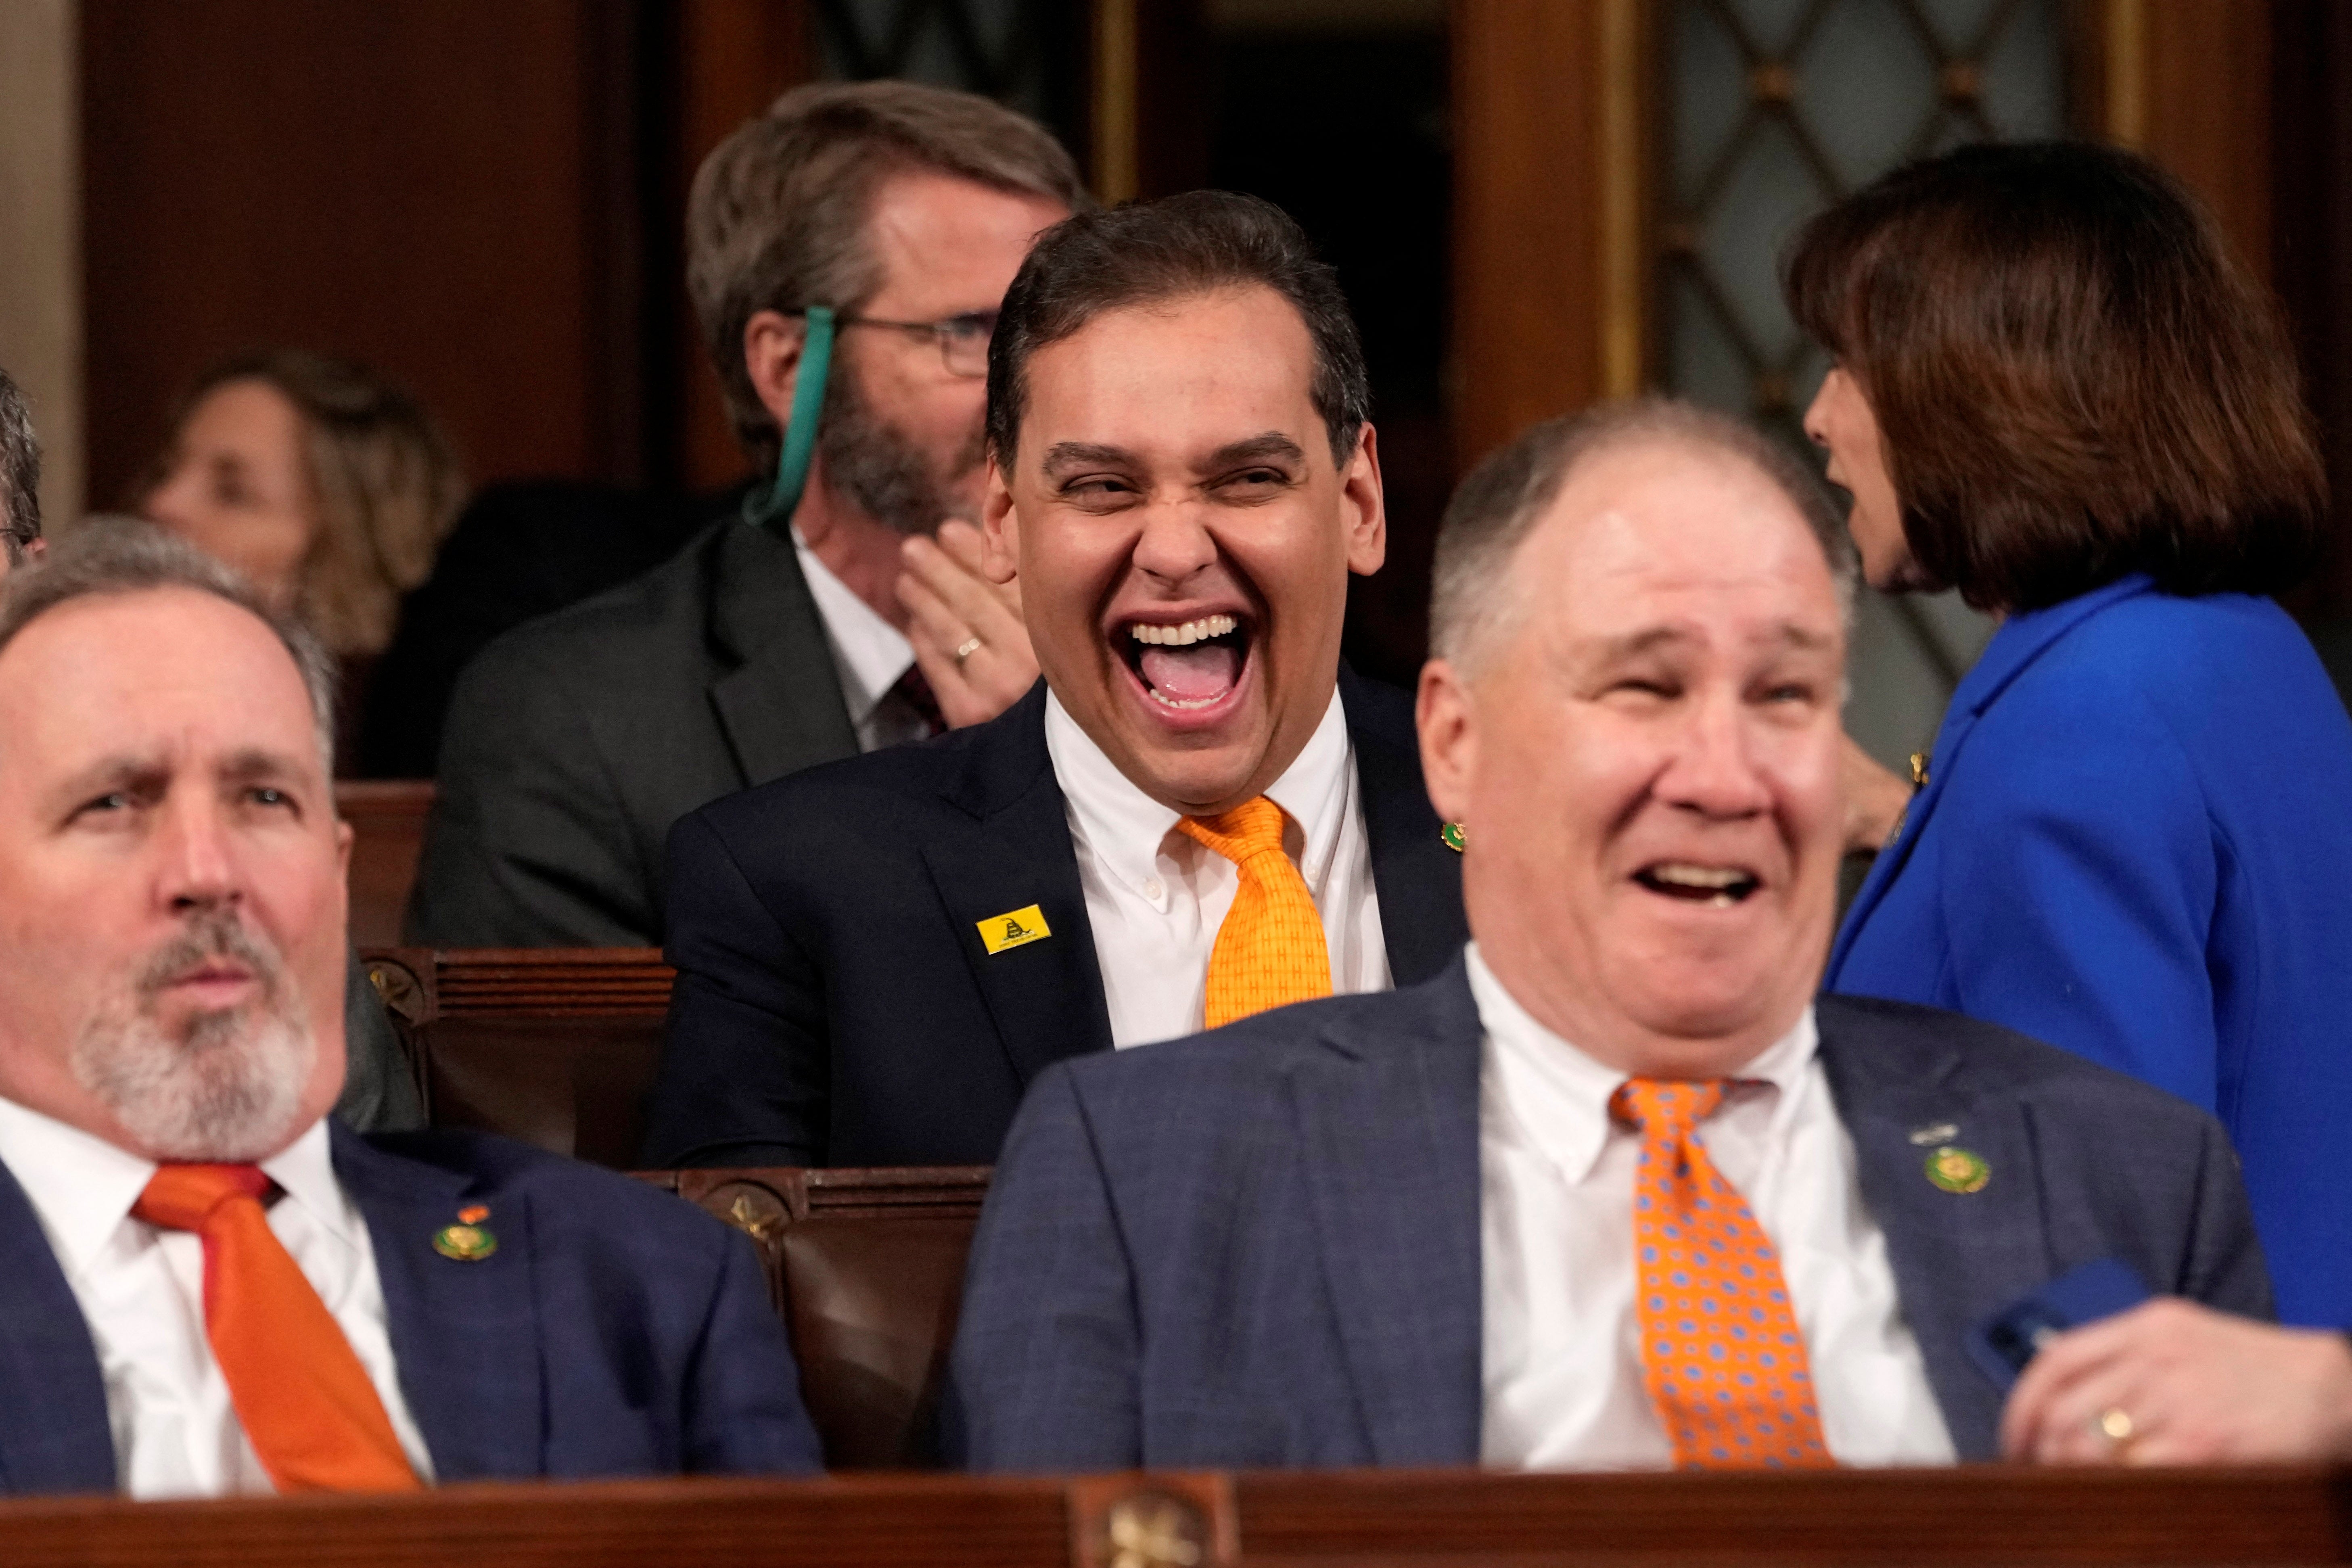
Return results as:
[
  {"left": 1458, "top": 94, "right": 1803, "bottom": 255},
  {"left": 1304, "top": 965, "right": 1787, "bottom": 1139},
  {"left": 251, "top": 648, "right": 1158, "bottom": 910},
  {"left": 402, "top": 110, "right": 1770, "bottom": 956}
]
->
[{"left": 945, "top": 954, "right": 2271, "bottom": 1471}]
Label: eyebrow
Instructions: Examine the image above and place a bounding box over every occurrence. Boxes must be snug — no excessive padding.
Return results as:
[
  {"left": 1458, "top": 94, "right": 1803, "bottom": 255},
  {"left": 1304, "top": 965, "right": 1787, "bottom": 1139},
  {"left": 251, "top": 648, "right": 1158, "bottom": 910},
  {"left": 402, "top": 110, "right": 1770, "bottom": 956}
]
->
[
  {"left": 1037, "top": 431, "right": 1308, "bottom": 482},
  {"left": 1587, "top": 621, "right": 1839, "bottom": 661},
  {"left": 49, "top": 747, "right": 315, "bottom": 804},
  {"left": 1202, "top": 432, "right": 1306, "bottom": 470},
  {"left": 1040, "top": 442, "right": 1136, "bottom": 479}
]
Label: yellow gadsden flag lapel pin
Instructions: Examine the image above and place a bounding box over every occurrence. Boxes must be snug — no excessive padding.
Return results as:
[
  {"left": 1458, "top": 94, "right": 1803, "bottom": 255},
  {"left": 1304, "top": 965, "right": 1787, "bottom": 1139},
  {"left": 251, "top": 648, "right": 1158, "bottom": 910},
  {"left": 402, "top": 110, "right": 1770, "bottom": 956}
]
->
[{"left": 978, "top": 904, "right": 1052, "bottom": 955}]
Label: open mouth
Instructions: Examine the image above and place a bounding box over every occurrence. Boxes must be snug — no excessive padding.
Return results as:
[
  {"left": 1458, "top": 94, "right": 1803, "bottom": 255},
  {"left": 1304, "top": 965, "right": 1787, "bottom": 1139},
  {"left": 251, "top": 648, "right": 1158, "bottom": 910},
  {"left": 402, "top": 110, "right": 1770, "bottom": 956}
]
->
[
  {"left": 1633, "top": 861, "right": 1761, "bottom": 908},
  {"left": 1118, "top": 613, "right": 1254, "bottom": 713}
]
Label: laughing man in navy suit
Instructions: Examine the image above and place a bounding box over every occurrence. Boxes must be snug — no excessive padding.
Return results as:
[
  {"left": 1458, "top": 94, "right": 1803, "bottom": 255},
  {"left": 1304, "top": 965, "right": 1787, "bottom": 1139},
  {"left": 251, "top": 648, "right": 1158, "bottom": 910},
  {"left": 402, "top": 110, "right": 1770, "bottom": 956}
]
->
[
  {"left": 642, "top": 192, "right": 1465, "bottom": 1170},
  {"left": 0, "top": 522, "right": 817, "bottom": 1497},
  {"left": 947, "top": 399, "right": 2271, "bottom": 1473}
]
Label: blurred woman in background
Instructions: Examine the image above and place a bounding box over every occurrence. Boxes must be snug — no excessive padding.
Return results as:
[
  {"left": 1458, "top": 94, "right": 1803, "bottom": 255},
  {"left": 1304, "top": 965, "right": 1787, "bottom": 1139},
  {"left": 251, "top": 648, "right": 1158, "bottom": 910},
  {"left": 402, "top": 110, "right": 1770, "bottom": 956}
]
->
[
  {"left": 1790, "top": 140, "right": 2352, "bottom": 1328},
  {"left": 140, "top": 348, "right": 464, "bottom": 769}
]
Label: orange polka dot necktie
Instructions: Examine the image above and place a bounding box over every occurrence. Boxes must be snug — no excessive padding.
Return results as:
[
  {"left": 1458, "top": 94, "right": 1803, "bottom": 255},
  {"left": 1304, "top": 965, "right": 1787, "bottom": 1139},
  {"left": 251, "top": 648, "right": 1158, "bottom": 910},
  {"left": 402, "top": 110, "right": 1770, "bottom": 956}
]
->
[
  {"left": 1176, "top": 796, "right": 1333, "bottom": 1029},
  {"left": 1608, "top": 1079, "right": 1832, "bottom": 1469},
  {"left": 134, "top": 1164, "right": 422, "bottom": 1493}
]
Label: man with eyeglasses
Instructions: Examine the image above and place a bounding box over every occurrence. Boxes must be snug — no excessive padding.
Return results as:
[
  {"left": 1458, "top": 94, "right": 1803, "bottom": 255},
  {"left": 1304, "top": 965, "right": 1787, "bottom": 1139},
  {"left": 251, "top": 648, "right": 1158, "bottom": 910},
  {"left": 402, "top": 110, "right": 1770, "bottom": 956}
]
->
[{"left": 410, "top": 82, "right": 1083, "bottom": 947}]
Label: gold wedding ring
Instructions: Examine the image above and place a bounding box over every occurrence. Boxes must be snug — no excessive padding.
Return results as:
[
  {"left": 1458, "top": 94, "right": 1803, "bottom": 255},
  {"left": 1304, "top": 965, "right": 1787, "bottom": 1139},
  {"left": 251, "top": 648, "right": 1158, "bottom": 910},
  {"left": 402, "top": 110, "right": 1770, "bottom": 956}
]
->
[{"left": 953, "top": 636, "right": 984, "bottom": 666}]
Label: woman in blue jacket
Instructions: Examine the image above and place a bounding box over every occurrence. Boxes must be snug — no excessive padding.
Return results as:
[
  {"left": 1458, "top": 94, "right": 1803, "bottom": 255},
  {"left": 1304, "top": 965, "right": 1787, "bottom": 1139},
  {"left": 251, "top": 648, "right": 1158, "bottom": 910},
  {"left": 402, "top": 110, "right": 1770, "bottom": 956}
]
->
[{"left": 1791, "top": 141, "right": 2351, "bottom": 1326}]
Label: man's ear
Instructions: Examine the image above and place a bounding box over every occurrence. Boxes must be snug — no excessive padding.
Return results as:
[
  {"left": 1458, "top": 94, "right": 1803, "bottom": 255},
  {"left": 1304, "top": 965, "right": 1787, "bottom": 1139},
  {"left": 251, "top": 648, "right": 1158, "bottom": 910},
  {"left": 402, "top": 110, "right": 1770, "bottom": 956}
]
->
[
  {"left": 742, "top": 309, "right": 809, "bottom": 431},
  {"left": 1417, "top": 656, "right": 1477, "bottom": 826},
  {"left": 980, "top": 449, "right": 1020, "bottom": 585},
  {"left": 1341, "top": 423, "right": 1387, "bottom": 577}
]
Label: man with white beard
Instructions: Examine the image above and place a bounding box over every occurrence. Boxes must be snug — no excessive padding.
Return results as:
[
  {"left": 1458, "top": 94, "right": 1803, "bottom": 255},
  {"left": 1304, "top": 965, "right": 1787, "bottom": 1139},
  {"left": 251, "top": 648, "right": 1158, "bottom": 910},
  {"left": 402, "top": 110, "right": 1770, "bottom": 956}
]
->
[{"left": 0, "top": 521, "right": 819, "bottom": 1497}]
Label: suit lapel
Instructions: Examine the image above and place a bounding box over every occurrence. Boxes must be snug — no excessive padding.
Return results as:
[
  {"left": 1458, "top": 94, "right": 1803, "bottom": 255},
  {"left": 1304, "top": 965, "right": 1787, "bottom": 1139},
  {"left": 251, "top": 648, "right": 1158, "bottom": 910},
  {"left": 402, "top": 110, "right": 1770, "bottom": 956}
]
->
[
  {"left": 1816, "top": 999, "right": 2055, "bottom": 1460},
  {"left": 333, "top": 1125, "right": 545, "bottom": 1482},
  {"left": 707, "top": 518, "right": 858, "bottom": 788},
  {"left": 0, "top": 1159, "right": 114, "bottom": 1494},
  {"left": 922, "top": 684, "right": 1114, "bottom": 1086},
  {"left": 1341, "top": 669, "right": 1467, "bottom": 986},
  {"left": 1827, "top": 575, "right": 2158, "bottom": 981},
  {"left": 1289, "top": 961, "right": 1484, "bottom": 1465}
]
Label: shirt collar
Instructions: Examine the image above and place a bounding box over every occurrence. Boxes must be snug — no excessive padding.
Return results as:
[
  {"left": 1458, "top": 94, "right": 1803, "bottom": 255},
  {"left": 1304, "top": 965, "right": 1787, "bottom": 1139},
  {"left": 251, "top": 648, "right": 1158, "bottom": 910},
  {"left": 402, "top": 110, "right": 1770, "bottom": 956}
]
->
[
  {"left": 1468, "top": 941, "right": 1819, "bottom": 1184},
  {"left": 791, "top": 526, "right": 914, "bottom": 724},
  {"left": 0, "top": 1099, "right": 344, "bottom": 1281},
  {"left": 1044, "top": 684, "right": 1354, "bottom": 899}
]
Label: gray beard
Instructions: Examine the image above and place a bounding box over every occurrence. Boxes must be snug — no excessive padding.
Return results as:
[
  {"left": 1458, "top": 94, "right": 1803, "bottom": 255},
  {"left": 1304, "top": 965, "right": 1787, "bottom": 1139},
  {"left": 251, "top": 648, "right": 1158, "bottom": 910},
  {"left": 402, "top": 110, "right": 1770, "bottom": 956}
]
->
[
  {"left": 817, "top": 362, "right": 984, "bottom": 537},
  {"left": 70, "top": 912, "right": 316, "bottom": 1162}
]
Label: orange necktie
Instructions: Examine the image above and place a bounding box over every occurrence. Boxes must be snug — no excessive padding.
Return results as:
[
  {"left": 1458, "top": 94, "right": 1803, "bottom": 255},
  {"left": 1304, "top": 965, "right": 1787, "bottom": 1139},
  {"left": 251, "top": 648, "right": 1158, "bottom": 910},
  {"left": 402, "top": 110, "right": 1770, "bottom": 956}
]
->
[
  {"left": 1610, "top": 1079, "right": 1832, "bottom": 1470},
  {"left": 134, "top": 1164, "right": 421, "bottom": 1493},
  {"left": 1177, "top": 797, "right": 1333, "bottom": 1029}
]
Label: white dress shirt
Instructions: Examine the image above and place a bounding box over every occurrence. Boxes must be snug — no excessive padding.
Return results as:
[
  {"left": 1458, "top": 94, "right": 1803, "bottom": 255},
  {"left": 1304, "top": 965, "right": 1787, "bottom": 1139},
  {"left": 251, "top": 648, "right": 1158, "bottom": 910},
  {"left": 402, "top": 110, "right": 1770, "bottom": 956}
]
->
[
  {"left": 792, "top": 527, "right": 928, "bottom": 752},
  {"left": 1045, "top": 685, "right": 1391, "bottom": 1047},
  {"left": 1469, "top": 944, "right": 1955, "bottom": 1470},
  {"left": 0, "top": 1100, "right": 434, "bottom": 1498}
]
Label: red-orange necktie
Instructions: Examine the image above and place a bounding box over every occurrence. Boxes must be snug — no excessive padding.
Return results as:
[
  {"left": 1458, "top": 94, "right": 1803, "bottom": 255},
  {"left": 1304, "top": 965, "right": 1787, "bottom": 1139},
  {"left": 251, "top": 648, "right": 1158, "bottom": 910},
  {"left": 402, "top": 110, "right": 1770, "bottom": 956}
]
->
[
  {"left": 1609, "top": 1079, "right": 1833, "bottom": 1470},
  {"left": 134, "top": 1164, "right": 421, "bottom": 1493},
  {"left": 1176, "top": 797, "right": 1333, "bottom": 1029}
]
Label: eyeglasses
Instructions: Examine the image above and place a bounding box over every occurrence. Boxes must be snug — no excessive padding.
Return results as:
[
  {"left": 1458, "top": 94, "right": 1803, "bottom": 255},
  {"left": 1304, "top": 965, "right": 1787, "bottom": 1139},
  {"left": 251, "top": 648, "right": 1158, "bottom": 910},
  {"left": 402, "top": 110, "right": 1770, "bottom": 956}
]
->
[{"left": 792, "top": 308, "right": 997, "bottom": 378}]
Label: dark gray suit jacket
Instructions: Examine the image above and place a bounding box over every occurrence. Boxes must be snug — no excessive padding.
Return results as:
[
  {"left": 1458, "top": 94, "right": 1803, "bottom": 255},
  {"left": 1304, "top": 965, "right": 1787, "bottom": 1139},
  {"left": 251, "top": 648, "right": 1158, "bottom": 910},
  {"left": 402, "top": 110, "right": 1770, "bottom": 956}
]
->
[
  {"left": 407, "top": 516, "right": 855, "bottom": 947},
  {"left": 947, "top": 957, "right": 2273, "bottom": 1471}
]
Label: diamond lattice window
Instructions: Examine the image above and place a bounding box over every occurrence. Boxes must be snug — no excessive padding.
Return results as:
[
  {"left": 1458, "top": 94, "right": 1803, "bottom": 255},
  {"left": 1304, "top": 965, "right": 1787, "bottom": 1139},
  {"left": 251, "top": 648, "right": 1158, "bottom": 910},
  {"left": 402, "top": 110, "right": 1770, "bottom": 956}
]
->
[{"left": 1662, "top": 0, "right": 2069, "bottom": 771}]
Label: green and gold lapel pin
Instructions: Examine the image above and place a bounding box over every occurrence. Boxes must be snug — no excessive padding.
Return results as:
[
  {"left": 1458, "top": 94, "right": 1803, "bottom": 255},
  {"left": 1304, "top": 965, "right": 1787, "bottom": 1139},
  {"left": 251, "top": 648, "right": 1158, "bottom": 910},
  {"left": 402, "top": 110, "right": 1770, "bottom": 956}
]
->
[
  {"left": 1924, "top": 1145, "right": 1990, "bottom": 1195},
  {"left": 434, "top": 1204, "right": 498, "bottom": 1261},
  {"left": 1440, "top": 821, "right": 1466, "bottom": 853}
]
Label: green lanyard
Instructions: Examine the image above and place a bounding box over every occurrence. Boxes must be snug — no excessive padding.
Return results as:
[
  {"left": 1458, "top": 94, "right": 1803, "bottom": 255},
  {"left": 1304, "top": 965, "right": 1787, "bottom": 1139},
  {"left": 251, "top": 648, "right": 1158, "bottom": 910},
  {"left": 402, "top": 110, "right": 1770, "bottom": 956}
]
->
[{"left": 759, "top": 305, "right": 834, "bottom": 532}]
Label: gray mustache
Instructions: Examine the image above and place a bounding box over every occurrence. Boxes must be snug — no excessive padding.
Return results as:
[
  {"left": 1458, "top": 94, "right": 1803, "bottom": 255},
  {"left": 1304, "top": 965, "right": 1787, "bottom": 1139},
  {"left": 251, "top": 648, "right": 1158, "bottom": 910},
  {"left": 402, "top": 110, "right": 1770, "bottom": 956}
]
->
[{"left": 134, "top": 911, "right": 282, "bottom": 1009}]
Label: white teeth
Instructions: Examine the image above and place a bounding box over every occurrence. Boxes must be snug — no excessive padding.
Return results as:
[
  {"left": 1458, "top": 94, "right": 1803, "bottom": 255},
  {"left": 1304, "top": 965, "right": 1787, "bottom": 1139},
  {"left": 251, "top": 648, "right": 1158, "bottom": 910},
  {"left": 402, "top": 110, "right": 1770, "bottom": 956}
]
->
[
  {"left": 1129, "top": 614, "right": 1238, "bottom": 647},
  {"left": 1145, "top": 688, "right": 1221, "bottom": 711},
  {"left": 1650, "top": 863, "right": 1752, "bottom": 890}
]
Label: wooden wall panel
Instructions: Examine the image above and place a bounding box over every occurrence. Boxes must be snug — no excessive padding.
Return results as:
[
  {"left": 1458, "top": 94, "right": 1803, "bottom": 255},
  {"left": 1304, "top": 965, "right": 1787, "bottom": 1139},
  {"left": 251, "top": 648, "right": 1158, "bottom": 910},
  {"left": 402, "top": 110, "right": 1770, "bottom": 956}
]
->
[
  {"left": 1449, "top": 0, "right": 1640, "bottom": 472},
  {"left": 2099, "top": 0, "right": 2274, "bottom": 278},
  {"left": 664, "top": 0, "right": 816, "bottom": 493},
  {"left": 81, "top": 0, "right": 646, "bottom": 509},
  {"left": 1449, "top": 0, "right": 1603, "bottom": 471}
]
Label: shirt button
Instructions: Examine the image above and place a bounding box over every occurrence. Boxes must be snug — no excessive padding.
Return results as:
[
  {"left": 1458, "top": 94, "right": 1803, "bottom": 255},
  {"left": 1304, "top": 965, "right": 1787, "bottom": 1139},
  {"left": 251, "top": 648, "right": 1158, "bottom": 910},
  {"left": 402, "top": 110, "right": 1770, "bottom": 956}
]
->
[{"left": 1143, "top": 878, "right": 1165, "bottom": 902}]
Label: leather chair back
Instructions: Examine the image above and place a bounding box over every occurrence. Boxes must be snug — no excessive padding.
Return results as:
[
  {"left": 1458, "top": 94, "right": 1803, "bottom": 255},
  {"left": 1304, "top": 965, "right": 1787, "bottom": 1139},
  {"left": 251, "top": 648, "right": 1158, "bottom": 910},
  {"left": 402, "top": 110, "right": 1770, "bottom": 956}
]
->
[
  {"left": 647, "top": 1167, "right": 991, "bottom": 1470},
  {"left": 361, "top": 947, "right": 672, "bottom": 1166},
  {"left": 337, "top": 782, "right": 435, "bottom": 947}
]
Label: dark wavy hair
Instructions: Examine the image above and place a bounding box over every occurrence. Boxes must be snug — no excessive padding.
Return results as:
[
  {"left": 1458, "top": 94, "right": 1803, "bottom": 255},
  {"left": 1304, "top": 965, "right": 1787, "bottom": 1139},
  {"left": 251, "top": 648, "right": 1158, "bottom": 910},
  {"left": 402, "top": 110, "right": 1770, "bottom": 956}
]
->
[
  {"left": 987, "top": 190, "right": 1371, "bottom": 469},
  {"left": 1784, "top": 140, "right": 2325, "bottom": 612}
]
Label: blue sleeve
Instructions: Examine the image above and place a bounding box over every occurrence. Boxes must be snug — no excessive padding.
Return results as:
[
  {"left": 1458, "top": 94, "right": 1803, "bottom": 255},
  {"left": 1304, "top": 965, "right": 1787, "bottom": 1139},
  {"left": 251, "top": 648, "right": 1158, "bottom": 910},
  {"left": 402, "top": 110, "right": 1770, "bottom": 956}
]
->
[
  {"left": 941, "top": 1065, "right": 1143, "bottom": 1473},
  {"left": 1937, "top": 679, "right": 2220, "bottom": 1110},
  {"left": 681, "top": 1223, "right": 825, "bottom": 1474}
]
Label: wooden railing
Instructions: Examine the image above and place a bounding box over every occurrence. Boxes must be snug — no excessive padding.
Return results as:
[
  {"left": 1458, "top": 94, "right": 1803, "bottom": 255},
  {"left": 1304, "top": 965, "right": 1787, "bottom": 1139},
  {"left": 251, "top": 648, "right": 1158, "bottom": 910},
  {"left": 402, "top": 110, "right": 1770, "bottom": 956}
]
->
[{"left": 0, "top": 1464, "right": 2342, "bottom": 1567}]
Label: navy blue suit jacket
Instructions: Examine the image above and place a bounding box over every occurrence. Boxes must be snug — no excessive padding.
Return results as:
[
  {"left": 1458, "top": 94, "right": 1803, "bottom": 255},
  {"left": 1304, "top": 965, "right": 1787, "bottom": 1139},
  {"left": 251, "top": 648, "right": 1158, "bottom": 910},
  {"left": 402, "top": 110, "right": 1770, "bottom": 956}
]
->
[
  {"left": 946, "top": 958, "right": 2272, "bottom": 1472},
  {"left": 0, "top": 1123, "right": 821, "bottom": 1494},
  {"left": 1827, "top": 576, "right": 2352, "bottom": 1326},
  {"left": 641, "top": 671, "right": 1468, "bottom": 1169}
]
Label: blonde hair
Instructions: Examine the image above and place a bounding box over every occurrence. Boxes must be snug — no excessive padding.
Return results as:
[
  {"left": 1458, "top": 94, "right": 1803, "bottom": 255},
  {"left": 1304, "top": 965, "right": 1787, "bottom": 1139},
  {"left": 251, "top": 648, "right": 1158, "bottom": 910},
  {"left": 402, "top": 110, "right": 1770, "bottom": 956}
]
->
[{"left": 158, "top": 350, "right": 464, "bottom": 656}]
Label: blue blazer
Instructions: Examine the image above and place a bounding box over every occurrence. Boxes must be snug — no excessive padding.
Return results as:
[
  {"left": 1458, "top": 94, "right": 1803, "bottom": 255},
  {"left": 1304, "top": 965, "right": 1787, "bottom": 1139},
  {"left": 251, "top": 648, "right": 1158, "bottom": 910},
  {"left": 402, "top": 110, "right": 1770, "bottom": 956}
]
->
[
  {"left": 0, "top": 1123, "right": 822, "bottom": 1494},
  {"left": 944, "top": 958, "right": 2270, "bottom": 1472},
  {"left": 1827, "top": 576, "right": 2352, "bottom": 1327}
]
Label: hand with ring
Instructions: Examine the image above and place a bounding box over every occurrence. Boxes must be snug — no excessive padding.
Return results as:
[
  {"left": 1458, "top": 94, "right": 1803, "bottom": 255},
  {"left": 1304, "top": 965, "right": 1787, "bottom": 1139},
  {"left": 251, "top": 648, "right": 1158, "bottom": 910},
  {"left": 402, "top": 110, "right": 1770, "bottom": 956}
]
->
[
  {"left": 899, "top": 519, "right": 1041, "bottom": 728},
  {"left": 2000, "top": 1297, "right": 2352, "bottom": 1465}
]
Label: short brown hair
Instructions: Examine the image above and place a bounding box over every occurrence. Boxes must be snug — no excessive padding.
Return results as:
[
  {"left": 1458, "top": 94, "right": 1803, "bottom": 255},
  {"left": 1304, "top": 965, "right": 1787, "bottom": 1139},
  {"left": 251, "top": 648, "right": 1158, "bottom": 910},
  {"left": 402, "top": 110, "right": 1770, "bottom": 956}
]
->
[
  {"left": 153, "top": 350, "right": 464, "bottom": 657},
  {"left": 688, "top": 80, "right": 1086, "bottom": 473},
  {"left": 1430, "top": 397, "right": 1852, "bottom": 671},
  {"left": 1785, "top": 140, "right": 2325, "bottom": 613},
  {"left": 986, "top": 190, "right": 1371, "bottom": 468},
  {"left": 0, "top": 517, "right": 337, "bottom": 771}
]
